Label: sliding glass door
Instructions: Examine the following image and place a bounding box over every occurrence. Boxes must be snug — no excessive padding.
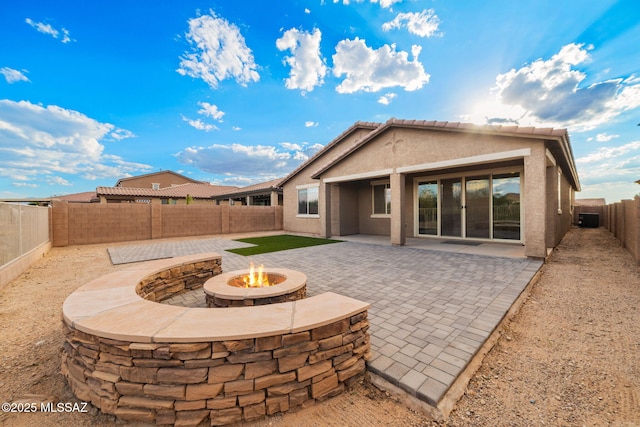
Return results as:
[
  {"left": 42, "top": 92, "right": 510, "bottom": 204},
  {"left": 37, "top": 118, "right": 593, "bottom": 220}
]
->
[
  {"left": 441, "top": 178, "right": 462, "bottom": 237},
  {"left": 465, "top": 176, "right": 490, "bottom": 238},
  {"left": 417, "top": 172, "right": 521, "bottom": 241},
  {"left": 418, "top": 181, "right": 438, "bottom": 235},
  {"left": 492, "top": 173, "right": 521, "bottom": 240}
]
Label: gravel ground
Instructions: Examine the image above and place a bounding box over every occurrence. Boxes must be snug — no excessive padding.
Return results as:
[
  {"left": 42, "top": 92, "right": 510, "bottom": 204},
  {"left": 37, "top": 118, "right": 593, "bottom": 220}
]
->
[{"left": 0, "top": 226, "right": 638, "bottom": 426}]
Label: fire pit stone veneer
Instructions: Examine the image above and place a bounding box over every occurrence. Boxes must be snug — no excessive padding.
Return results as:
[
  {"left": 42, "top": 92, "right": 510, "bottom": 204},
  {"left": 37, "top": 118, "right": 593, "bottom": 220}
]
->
[
  {"left": 203, "top": 268, "right": 307, "bottom": 307},
  {"left": 61, "top": 253, "right": 370, "bottom": 426}
]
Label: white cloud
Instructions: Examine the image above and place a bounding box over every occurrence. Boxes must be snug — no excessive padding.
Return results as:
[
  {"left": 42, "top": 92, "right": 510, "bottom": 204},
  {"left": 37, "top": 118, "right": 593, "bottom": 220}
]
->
[
  {"left": 198, "top": 102, "right": 225, "bottom": 121},
  {"left": 110, "top": 128, "right": 136, "bottom": 141},
  {"left": 25, "top": 18, "right": 72, "bottom": 43},
  {"left": 490, "top": 43, "right": 640, "bottom": 130},
  {"left": 46, "top": 176, "right": 72, "bottom": 186},
  {"left": 378, "top": 92, "right": 397, "bottom": 105},
  {"left": 181, "top": 115, "right": 217, "bottom": 131},
  {"left": 0, "top": 99, "right": 150, "bottom": 187},
  {"left": 175, "top": 141, "right": 324, "bottom": 177},
  {"left": 576, "top": 140, "right": 640, "bottom": 201},
  {"left": 281, "top": 142, "right": 302, "bottom": 151},
  {"left": 1, "top": 67, "right": 30, "bottom": 84},
  {"left": 332, "top": 38, "right": 430, "bottom": 93},
  {"left": 576, "top": 141, "right": 640, "bottom": 165},
  {"left": 332, "top": 0, "right": 402, "bottom": 8},
  {"left": 305, "top": 8, "right": 311, "bottom": 14},
  {"left": 382, "top": 9, "right": 441, "bottom": 38},
  {"left": 276, "top": 28, "right": 327, "bottom": 92},
  {"left": 595, "top": 133, "right": 619, "bottom": 142},
  {"left": 177, "top": 11, "right": 259, "bottom": 89},
  {"left": 305, "top": 121, "right": 318, "bottom": 127}
]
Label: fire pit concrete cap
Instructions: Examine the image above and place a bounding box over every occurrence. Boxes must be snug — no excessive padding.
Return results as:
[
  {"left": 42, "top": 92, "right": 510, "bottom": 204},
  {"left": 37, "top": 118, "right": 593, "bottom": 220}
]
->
[{"left": 203, "top": 267, "right": 307, "bottom": 300}]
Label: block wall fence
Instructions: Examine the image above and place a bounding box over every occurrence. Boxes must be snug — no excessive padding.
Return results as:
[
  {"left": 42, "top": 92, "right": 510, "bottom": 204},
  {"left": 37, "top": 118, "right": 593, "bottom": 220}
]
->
[
  {"left": 605, "top": 197, "right": 640, "bottom": 264},
  {"left": 51, "top": 200, "right": 283, "bottom": 247}
]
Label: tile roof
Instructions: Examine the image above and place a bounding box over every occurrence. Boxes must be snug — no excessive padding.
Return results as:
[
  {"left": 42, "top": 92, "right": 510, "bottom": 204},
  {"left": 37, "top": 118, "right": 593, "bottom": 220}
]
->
[
  {"left": 55, "top": 191, "right": 98, "bottom": 203},
  {"left": 214, "top": 178, "right": 283, "bottom": 198},
  {"left": 115, "top": 170, "right": 205, "bottom": 187},
  {"left": 279, "top": 121, "right": 381, "bottom": 187},
  {"left": 97, "top": 183, "right": 239, "bottom": 199},
  {"left": 295, "top": 118, "right": 579, "bottom": 191}
]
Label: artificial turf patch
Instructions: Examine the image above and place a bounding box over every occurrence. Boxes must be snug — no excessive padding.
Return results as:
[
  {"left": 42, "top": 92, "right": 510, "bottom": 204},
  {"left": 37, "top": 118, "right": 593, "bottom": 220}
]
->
[{"left": 226, "top": 234, "right": 342, "bottom": 256}]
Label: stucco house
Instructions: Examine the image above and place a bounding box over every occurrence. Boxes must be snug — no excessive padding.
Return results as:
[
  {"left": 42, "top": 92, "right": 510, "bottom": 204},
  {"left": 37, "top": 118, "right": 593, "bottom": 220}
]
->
[
  {"left": 97, "top": 170, "right": 238, "bottom": 204},
  {"left": 280, "top": 118, "right": 580, "bottom": 258},
  {"left": 211, "top": 178, "right": 283, "bottom": 206}
]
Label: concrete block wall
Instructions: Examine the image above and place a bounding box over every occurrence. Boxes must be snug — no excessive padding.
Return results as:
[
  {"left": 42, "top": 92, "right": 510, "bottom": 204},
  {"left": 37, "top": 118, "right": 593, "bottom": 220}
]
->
[
  {"left": 605, "top": 197, "right": 640, "bottom": 265},
  {"left": 51, "top": 201, "right": 283, "bottom": 246}
]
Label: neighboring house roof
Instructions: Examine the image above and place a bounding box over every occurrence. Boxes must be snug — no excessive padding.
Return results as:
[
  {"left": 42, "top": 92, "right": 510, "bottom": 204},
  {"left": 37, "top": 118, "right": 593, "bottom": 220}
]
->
[
  {"left": 574, "top": 198, "right": 606, "bottom": 206},
  {"left": 115, "top": 170, "right": 204, "bottom": 187},
  {"left": 97, "top": 183, "right": 239, "bottom": 199},
  {"left": 56, "top": 191, "right": 99, "bottom": 203},
  {"left": 282, "top": 118, "right": 581, "bottom": 191},
  {"left": 213, "top": 178, "right": 283, "bottom": 199}
]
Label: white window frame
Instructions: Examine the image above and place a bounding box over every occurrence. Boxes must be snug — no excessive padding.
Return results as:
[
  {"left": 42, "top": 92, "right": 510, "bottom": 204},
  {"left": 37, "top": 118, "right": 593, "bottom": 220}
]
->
[
  {"left": 152, "top": 183, "right": 160, "bottom": 190},
  {"left": 371, "top": 180, "right": 391, "bottom": 218},
  {"left": 296, "top": 183, "right": 320, "bottom": 218}
]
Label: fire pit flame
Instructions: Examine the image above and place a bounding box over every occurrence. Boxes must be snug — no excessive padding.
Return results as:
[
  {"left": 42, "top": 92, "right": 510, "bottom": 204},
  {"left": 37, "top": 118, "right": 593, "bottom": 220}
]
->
[{"left": 243, "top": 262, "right": 273, "bottom": 288}]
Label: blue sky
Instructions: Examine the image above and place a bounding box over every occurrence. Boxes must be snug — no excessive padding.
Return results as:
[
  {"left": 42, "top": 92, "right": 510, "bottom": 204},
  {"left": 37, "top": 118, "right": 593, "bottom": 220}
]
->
[{"left": 1, "top": 0, "right": 639, "bottom": 203}]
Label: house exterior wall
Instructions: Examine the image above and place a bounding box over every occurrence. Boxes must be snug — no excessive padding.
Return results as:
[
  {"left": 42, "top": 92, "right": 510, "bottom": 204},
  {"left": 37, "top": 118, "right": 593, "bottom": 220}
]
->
[
  {"left": 282, "top": 124, "right": 574, "bottom": 258},
  {"left": 283, "top": 128, "right": 372, "bottom": 235},
  {"left": 118, "top": 173, "right": 197, "bottom": 189}
]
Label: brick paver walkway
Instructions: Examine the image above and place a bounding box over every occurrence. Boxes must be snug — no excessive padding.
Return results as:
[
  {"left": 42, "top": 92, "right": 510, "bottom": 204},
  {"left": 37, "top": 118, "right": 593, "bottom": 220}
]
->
[{"left": 111, "top": 238, "right": 542, "bottom": 408}]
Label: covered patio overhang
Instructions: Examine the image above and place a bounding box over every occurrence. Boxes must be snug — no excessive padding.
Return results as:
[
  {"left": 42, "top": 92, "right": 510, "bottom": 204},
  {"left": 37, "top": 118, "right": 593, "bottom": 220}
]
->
[{"left": 315, "top": 147, "right": 546, "bottom": 257}]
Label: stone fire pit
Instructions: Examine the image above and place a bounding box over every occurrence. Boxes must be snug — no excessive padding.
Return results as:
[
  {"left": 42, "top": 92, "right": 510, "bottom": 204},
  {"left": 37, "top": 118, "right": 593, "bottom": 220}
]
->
[
  {"left": 60, "top": 253, "right": 370, "bottom": 426},
  {"left": 204, "top": 267, "right": 307, "bottom": 308}
]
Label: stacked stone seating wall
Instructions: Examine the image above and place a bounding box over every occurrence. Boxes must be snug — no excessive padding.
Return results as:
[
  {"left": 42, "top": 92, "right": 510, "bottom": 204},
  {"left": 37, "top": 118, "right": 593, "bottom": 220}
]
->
[
  {"left": 61, "top": 312, "right": 370, "bottom": 426},
  {"left": 60, "top": 255, "right": 370, "bottom": 425},
  {"left": 136, "top": 259, "right": 222, "bottom": 302}
]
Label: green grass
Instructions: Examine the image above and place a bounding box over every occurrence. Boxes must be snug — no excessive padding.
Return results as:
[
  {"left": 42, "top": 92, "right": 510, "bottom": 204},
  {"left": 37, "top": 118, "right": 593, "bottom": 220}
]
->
[{"left": 226, "top": 234, "right": 342, "bottom": 256}]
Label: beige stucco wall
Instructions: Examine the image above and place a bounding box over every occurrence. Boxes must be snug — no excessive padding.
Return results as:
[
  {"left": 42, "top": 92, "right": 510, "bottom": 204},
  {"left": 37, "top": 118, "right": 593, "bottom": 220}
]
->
[
  {"left": 319, "top": 128, "right": 533, "bottom": 178},
  {"left": 283, "top": 127, "right": 372, "bottom": 236},
  {"left": 283, "top": 126, "right": 570, "bottom": 258}
]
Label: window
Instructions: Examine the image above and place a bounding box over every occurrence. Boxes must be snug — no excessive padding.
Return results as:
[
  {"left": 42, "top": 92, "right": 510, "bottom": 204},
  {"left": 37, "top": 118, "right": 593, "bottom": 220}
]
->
[
  {"left": 297, "top": 185, "right": 319, "bottom": 216},
  {"left": 372, "top": 182, "right": 391, "bottom": 215},
  {"left": 152, "top": 183, "right": 160, "bottom": 190},
  {"left": 557, "top": 168, "right": 562, "bottom": 214}
]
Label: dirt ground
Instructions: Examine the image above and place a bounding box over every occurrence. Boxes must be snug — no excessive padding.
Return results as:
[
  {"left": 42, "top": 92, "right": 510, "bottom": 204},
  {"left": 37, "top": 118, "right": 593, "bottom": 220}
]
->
[{"left": 0, "top": 226, "right": 638, "bottom": 426}]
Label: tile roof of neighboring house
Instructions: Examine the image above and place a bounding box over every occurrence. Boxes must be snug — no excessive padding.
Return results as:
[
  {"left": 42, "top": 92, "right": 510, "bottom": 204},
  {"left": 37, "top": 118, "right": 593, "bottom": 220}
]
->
[
  {"left": 115, "top": 170, "right": 205, "bottom": 187},
  {"left": 97, "top": 183, "right": 239, "bottom": 199},
  {"left": 213, "top": 178, "right": 284, "bottom": 198},
  {"left": 282, "top": 118, "right": 580, "bottom": 191},
  {"left": 574, "top": 198, "right": 607, "bottom": 206},
  {"left": 56, "top": 191, "right": 99, "bottom": 203}
]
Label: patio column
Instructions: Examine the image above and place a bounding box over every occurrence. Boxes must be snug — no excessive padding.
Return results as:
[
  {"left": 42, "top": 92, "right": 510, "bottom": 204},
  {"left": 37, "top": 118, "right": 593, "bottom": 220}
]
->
[
  {"left": 390, "top": 172, "right": 406, "bottom": 246},
  {"left": 270, "top": 190, "right": 278, "bottom": 206},
  {"left": 524, "top": 147, "right": 547, "bottom": 258},
  {"left": 319, "top": 180, "right": 331, "bottom": 238}
]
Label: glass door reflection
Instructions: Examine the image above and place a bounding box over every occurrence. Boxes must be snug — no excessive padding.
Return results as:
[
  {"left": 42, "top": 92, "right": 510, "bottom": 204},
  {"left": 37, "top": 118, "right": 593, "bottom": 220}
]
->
[
  {"left": 492, "top": 173, "right": 521, "bottom": 240},
  {"left": 441, "top": 178, "right": 462, "bottom": 237},
  {"left": 465, "top": 176, "right": 490, "bottom": 238},
  {"left": 418, "top": 181, "right": 438, "bottom": 235}
]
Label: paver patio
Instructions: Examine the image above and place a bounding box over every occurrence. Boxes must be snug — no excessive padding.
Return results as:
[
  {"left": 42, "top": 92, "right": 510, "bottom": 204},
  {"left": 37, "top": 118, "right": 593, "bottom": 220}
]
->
[{"left": 110, "top": 237, "right": 542, "bottom": 410}]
